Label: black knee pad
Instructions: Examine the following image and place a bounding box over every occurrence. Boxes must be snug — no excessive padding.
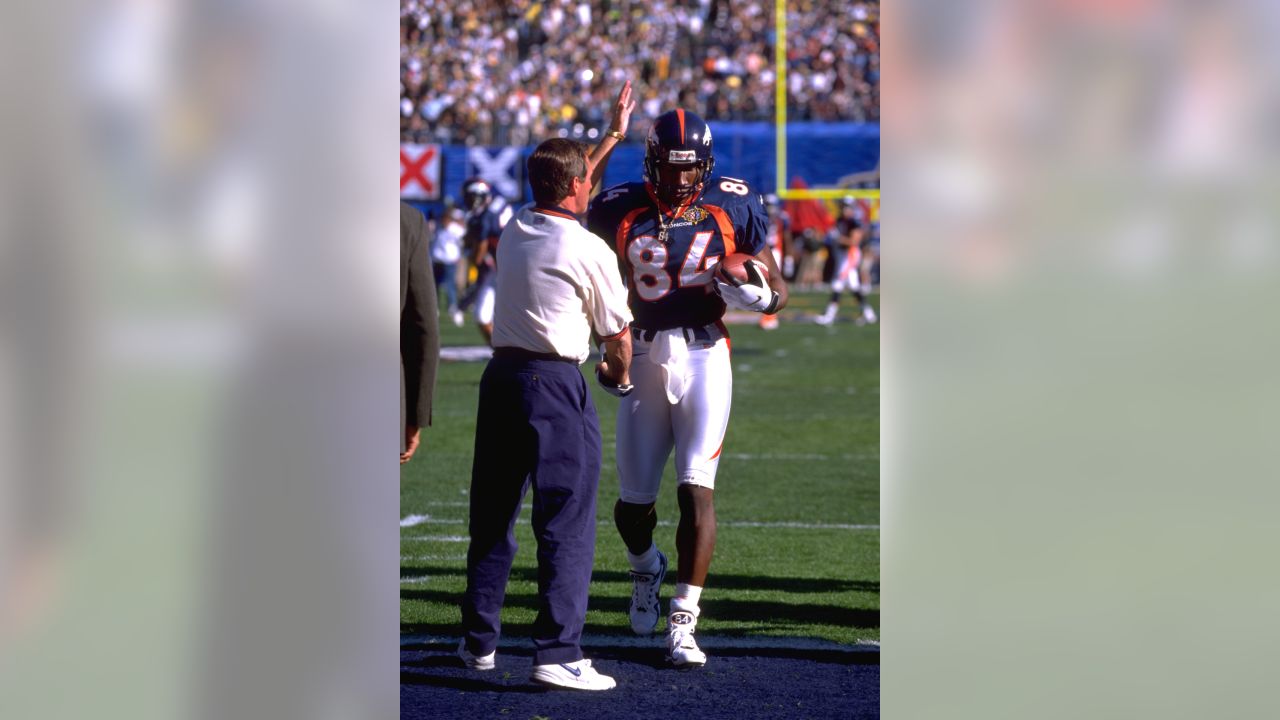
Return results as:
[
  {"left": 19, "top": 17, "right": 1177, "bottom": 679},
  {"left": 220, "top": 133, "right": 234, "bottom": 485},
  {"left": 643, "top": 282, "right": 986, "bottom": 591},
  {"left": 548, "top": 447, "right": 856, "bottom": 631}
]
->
[{"left": 614, "top": 500, "right": 657, "bottom": 535}]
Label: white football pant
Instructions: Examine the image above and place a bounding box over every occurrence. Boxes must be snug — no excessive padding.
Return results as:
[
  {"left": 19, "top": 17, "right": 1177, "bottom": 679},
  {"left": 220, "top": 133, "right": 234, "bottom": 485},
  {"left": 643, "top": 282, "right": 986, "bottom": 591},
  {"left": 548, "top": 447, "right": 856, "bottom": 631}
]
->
[
  {"left": 829, "top": 246, "right": 863, "bottom": 293},
  {"left": 616, "top": 327, "right": 732, "bottom": 504},
  {"left": 474, "top": 276, "right": 496, "bottom": 325}
]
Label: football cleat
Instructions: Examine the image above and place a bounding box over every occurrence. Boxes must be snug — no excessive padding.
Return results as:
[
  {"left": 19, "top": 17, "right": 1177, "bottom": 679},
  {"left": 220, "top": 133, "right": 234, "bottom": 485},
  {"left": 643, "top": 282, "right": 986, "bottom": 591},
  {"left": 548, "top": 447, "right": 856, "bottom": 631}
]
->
[
  {"left": 628, "top": 550, "right": 668, "bottom": 635},
  {"left": 815, "top": 303, "right": 839, "bottom": 326},
  {"left": 666, "top": 609, "right": 707, "bottom": 667},
  {"left": 456, "top": 638, "right": 496, "bottom": 671},
  {"left": 530, "top": 658, "right": 617, "bottom": 691}
]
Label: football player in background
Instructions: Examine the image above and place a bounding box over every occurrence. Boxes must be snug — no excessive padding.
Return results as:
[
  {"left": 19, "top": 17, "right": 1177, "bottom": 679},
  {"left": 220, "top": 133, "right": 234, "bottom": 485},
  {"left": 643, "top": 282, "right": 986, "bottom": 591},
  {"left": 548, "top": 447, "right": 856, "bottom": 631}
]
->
[
  {"left": 816, "top": 198, "right": 877, "bottom": 326},
  {"left": 758, "top": 193, "right": 791, "bottom": 330},
  {"left": 859, "top": 218, "right": 880, "bottom": 299},
  {"left": 588, "top": 109, "right": 788, "bottom": 668},
  {"left": 431, "top": 207, "right": 467, "bottom": 327},
  {"left": 458, "top": 178, "right": 513, "bottom": 345}
]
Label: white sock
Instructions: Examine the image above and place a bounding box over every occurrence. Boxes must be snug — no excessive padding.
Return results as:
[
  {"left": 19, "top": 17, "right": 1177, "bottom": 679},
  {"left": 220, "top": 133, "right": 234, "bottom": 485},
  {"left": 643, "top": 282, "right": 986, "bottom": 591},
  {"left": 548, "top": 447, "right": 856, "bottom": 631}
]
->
[
  {"left": 626, "top": 544, "right": 661, "bottom": 575},
  {"left": 671, "top": 584, "right": 702, "bottom": 614}
]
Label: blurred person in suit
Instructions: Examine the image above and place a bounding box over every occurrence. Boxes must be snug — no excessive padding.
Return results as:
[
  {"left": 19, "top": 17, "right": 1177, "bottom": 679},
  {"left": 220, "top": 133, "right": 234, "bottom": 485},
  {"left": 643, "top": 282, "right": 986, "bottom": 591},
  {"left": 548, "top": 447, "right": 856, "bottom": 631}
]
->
[{"left": 401, "top": 202, "right": 440, "bottom": 464}]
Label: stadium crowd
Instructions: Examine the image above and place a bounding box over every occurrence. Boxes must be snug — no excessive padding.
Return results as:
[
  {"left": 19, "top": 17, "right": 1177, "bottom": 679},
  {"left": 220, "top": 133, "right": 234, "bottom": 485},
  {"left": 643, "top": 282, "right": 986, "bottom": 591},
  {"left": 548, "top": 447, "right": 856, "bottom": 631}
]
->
[{"left": 401, "top": 0, "right": 879, "bottom": 145}]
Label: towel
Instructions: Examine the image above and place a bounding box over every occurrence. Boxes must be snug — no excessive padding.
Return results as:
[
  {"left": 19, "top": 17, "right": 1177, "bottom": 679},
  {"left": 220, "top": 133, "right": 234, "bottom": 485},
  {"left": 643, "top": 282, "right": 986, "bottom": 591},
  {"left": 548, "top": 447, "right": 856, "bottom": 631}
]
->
[{"left": 648, "top": 329, "right": 690, "bottom": 404}]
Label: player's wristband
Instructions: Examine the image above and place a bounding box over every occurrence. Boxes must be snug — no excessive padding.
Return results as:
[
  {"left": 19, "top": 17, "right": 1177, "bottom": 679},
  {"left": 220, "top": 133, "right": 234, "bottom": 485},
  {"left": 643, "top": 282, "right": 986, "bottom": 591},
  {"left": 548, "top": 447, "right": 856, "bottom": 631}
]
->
[{"left": 596, "top": 366, "right": 633, "bottom": 397}]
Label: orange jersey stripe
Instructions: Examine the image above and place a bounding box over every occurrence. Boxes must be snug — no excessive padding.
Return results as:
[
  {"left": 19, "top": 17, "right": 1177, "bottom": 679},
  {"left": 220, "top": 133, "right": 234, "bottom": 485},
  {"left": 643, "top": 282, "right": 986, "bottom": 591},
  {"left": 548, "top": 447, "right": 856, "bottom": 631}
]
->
[
  {"left": 615, "top": 207, "right": 648, "bottom": 261},
  {"left": 704, "top": 204, "right": 737, "bottom": 256}
]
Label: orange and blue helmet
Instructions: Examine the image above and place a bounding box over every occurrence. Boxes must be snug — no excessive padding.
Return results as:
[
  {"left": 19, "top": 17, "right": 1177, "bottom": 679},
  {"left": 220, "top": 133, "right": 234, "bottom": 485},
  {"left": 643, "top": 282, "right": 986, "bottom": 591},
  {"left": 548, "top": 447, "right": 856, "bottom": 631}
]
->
[{"left": 644, "top": 109, "right": 715, "bottom": 204}]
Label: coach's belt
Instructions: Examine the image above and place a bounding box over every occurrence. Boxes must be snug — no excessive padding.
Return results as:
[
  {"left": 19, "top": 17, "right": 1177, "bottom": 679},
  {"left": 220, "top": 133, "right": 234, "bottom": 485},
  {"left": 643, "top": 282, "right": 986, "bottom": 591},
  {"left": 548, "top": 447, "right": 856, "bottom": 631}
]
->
[
  {"left": 492, "top": 346, "right": 577, "bottom": 364},
  {"left": 631, "top": 324, "right": 721, "bottom": 344}
]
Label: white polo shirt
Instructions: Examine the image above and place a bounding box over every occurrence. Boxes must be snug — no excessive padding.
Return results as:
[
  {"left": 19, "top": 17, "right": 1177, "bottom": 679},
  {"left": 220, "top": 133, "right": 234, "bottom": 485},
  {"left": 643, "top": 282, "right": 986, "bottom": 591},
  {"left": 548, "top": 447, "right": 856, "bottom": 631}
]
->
[{"left": 491, "top": 205, "right": 632, "bottom": 363}]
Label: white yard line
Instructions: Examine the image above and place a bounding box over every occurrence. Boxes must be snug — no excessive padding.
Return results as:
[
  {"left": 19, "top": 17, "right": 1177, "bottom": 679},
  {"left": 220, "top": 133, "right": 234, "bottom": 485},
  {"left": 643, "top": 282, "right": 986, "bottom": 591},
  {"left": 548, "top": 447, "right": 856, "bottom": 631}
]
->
[
  {"left": 399, "top": 517, "right": 469, "bottom": 525},
  {"left": 402, "top": 518, "right": 877, "bottom": 531},
  {"left": 400, "top": 632, "right": 879, "bottom": 653},
  {"left": 704, "top": 520, "right": 879, "bottom": 530}
]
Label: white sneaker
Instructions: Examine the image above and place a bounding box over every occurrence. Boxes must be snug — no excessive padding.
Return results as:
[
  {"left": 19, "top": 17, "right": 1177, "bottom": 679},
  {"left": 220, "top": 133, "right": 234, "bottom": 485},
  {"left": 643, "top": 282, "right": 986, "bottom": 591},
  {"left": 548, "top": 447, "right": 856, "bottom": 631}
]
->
[
  {"left": 456, "top": 638, "right": 495, "bottom": 671},
  {"left": 814, "top": 311, "right": 835, "bottom": 326},
  {"left": 666, "top": 609, "right": 707, "bottom": 667},
  {"left": 628, "top": 550, "right": 667, "bottom": 635},
  {"left": 530, "top": 658, "right": 617, "bottom": 691},
  {"left": 451, "top": 309, "right": 465, "bottom": 327},
  {"left": 863, "top": 306, "right": 878, "bottom": 324}
]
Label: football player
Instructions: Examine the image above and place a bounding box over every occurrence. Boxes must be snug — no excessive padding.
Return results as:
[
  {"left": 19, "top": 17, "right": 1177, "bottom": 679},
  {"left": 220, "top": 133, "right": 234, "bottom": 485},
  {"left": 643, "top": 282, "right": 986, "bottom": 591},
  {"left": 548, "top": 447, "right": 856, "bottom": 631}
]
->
[
  {"left": 458, "top": 178, "right": 513, "bottom": 345},
  {"left": 587, "top": 109, "right": 788, "bottom": 667},
  {"left": 816, "top": 198, "right": 877, "bottom": 326}
]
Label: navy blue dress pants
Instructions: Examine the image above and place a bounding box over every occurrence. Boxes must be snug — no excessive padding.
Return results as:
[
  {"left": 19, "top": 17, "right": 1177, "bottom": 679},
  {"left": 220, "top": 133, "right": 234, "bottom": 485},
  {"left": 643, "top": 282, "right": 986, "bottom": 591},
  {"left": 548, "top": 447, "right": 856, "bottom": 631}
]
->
[{"left": 460, "top": 353, "right": 601, "bottom": 666}]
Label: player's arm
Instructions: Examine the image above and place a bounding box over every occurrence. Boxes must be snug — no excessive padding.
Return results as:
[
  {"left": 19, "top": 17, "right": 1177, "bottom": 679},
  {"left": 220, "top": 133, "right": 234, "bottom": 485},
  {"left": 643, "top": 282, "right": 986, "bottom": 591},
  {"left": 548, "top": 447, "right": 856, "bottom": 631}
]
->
[
  {"left": 469, "top": 238, "right": 488, "bottom": 270},
  {"left": 849, "top": 224, "right": 864, "bottom": 249},
  {"left": 586, "top": 236, "right": 634, "bottom": 395},
  {"left": 587, "top": 80, "right": 636, "bottom": 192},
  {"left": 713, "top": 186, "right": 783, "bottom": 313},
  {"left": 754, "top": 247, "right": 789, "bottom": 312},
  {"left": 779, "top": 219, "right": 794, "bottom": 266},
  {"left": 596, "top": 330, "right": 633, "bottom": 395}
]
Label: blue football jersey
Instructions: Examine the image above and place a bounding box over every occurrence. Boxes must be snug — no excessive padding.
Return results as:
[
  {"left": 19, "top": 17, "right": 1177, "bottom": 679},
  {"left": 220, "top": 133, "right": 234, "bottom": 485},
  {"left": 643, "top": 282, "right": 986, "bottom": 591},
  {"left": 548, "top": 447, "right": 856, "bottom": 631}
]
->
[
  {"left": 465, "top": 196, "right": 512, "bottom": 267},
  {"left": 588, "top": 177, "right": 769, "bottom": 330}
]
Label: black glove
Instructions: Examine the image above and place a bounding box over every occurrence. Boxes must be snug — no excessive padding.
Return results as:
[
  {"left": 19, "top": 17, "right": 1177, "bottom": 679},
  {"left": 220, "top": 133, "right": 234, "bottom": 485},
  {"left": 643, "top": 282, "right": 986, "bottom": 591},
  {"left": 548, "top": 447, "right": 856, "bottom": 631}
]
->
[{"left": 596, "top": 365, "right": 634, "bottom": 397}]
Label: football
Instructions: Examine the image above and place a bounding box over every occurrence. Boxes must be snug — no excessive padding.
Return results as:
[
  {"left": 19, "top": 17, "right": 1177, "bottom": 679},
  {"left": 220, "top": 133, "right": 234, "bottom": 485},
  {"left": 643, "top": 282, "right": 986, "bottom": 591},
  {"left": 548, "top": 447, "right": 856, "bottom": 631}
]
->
[{"left": 714, "top": 253, "right": 769, "bottom": 287}]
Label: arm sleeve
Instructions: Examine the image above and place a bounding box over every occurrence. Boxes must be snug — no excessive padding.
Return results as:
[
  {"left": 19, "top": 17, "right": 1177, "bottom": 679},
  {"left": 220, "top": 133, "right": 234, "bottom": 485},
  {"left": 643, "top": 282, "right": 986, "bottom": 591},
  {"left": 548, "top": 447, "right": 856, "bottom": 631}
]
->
[
  {"left": 583, "top": 233, "right": 633, "bottom": 339},
  {"left": 402, "top": 214, "right": 440, "bottom": 427}
]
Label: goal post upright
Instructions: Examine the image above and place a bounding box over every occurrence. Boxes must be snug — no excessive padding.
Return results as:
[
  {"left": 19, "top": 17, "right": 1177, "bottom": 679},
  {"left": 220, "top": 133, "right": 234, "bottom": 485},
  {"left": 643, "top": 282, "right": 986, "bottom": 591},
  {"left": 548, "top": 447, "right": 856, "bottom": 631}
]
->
[{"left": 774, "top": 0, "right": 880, "bottom": 203}]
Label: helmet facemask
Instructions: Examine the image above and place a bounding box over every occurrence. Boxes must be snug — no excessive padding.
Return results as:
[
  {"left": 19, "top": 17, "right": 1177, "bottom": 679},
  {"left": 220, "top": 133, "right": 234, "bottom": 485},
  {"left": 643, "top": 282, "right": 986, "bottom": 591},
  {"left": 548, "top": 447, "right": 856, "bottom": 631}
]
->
[
  {"left": 644, "top": 109, "right": 716, "bottom": 207},
  {"left": 463, "top": 182, "right": 491, "bottom": 213},
  {"left": 646, "top": 154, "right": 714, "bottom": 207}
]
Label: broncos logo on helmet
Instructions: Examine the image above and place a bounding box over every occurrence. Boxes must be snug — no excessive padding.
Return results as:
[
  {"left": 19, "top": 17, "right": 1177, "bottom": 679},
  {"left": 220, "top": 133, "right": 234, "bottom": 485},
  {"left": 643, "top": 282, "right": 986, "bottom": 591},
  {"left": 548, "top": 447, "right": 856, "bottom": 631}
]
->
[{"left": 644, "top": 109, "right": 716, "bottom": 206}]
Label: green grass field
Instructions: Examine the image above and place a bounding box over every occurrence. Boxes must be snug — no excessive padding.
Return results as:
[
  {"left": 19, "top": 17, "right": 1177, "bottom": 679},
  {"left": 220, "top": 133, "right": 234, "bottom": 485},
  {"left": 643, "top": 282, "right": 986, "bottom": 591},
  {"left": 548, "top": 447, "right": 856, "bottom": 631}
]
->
[{"left": 401, "top": 291, "right": 879, "bottom": 645}]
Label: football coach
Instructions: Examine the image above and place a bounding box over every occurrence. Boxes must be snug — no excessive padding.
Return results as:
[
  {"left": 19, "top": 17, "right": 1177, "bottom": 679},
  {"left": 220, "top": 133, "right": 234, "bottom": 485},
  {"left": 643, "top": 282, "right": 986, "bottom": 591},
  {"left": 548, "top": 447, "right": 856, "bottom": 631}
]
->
[{"left": 458, "top": 124, "right": 636, "bottom": 688}]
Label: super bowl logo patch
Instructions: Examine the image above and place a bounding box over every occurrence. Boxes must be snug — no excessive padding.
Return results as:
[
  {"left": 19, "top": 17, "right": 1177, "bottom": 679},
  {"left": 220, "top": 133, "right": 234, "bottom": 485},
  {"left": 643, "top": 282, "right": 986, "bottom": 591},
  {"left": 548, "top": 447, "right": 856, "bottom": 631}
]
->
[{"left": 681, "top": 206, "right": 708, "bottom": 224}]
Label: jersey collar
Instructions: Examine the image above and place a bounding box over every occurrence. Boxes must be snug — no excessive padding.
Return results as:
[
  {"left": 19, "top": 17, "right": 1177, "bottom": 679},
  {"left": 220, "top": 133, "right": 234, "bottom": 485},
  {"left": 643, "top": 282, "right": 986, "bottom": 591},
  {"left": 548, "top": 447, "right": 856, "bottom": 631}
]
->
[
  {"left": 533, "top": 204, "right": 582, "bottom": 224},
  {"left": 644, "top": 181, "right": 701, "bottom": 223}
]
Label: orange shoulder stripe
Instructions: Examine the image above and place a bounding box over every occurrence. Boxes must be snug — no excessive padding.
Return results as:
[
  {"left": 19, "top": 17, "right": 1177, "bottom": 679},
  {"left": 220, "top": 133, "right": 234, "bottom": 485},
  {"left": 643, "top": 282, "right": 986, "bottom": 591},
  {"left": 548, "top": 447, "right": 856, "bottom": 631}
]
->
[
  {"left": 615, "top": 207, "right": 648, "bottom": 260},
  {"left": 704, "top": 204, "right": 737, "bottom": 256}
]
